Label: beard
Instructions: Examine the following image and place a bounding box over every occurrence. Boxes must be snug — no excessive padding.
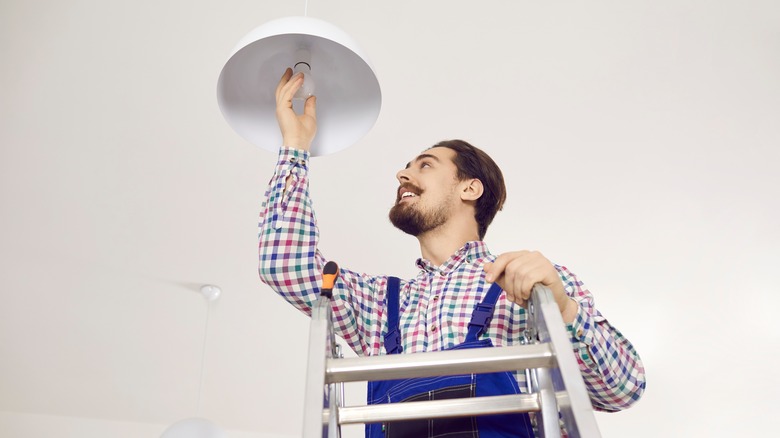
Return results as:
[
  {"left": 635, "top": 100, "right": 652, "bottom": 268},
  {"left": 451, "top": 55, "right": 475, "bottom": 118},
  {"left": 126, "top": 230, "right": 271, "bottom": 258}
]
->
[{"left": 388, "top": 197, "right": 451, "bottom": 236}]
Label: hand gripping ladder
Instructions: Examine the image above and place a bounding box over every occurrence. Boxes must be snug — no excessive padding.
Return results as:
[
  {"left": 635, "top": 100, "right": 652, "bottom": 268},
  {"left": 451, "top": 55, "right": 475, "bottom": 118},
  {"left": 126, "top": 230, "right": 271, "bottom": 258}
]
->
[{"left": 302, "top": 262, "right": 602, "bottom": 437}]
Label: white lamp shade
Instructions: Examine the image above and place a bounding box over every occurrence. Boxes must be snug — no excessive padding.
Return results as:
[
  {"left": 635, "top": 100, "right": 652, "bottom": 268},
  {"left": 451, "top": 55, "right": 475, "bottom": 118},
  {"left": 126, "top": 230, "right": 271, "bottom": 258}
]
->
[
  {"left": 160, "top": 418, "right": 226, "bottom": 438},
  {"left": 217, "top": 16, "right": 382, "bottom": 156}
]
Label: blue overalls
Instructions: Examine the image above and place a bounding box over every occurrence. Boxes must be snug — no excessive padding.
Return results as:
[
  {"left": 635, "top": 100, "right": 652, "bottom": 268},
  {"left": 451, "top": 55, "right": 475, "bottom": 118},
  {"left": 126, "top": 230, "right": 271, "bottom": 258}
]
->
[{"left": 366, "top": 277, "right": 534, "bottom": 438}]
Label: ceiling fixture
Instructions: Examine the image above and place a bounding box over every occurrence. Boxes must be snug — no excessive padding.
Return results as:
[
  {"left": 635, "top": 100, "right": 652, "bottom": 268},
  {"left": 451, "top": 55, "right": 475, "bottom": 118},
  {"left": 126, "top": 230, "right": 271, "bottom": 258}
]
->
[
  {"left": 217, "top": 15, "right": 381, "bottom": 156},
  {"left": 160, "top": 285, "right": 224, "bottom": 438}
]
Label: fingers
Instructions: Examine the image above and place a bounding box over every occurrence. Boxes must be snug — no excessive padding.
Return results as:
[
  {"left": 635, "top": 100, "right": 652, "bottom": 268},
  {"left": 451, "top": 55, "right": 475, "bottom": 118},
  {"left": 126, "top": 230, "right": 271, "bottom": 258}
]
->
[
  {"left": 510, "top": 256, "right": 547, "bottom": 302},
  {"left": 276, "top": 70, "right": 304, "bottom": 109},
  {"left": 485, "top": 251, "right": 529, "bottom": 283},
  {"left": 484, "top": 261, "right": 519, "bottom": 304},
  {"left": 275, "top": 68, "right": 293, "bottom": 101},
  {"left": 484, "top": 251, "right": 556, "bottom": 306},
  {"left": 503, "top": 255, "right": 532, "bottom": 303},
  {"left": 303, "top": 95, "right": 317, "bottom": 119}
]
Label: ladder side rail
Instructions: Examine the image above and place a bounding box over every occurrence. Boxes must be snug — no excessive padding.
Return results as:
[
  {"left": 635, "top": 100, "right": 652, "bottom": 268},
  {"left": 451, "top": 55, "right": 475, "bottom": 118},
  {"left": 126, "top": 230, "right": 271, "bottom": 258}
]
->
[
  {"left": 327, "top": 382, "right": 340, "bottom": 438},
  {"left": 303, "top": 296, "right": 333, "bottom": 438},
  {"left": 327, "top": 344, "right": 345, "bottom": 438},
  {"left": 325, "top": 343, "right": 554, "bottom": 383},
  {"left": 532, "top": 284, "right": 602, "bottom": 438},
  {"left": 534, "top": 366, "right": 562, "bottom": 438}
]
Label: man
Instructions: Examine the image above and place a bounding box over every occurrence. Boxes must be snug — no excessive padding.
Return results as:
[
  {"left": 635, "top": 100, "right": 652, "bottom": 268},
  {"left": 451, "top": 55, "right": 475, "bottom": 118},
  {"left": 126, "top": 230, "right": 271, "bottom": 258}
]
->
[{"left": 258, "top": 69, "right": 646, "bottom": 435}]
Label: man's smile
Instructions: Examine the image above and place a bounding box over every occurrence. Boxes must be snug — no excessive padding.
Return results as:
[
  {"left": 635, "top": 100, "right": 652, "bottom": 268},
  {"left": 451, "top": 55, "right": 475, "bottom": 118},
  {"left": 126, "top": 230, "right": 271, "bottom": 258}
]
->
[{"left": 397, "top": 184, "right": 422, "bottom": 204}]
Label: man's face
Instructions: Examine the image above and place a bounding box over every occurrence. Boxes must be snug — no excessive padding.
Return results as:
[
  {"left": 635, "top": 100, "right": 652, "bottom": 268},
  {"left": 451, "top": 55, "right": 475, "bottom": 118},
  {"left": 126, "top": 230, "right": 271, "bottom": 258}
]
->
[{"left": 388, "top": 147, "right": 461, "bottom": 236}]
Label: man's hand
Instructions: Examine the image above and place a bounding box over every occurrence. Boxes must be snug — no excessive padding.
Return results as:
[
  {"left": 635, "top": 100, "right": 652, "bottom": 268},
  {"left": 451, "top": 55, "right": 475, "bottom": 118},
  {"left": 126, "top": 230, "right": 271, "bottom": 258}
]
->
[
  {"left": 484, "top": 251, "right": 578, "bottom": 323},
  {"left": 275, "top": 68, "right": 317, "bottom": 150}
]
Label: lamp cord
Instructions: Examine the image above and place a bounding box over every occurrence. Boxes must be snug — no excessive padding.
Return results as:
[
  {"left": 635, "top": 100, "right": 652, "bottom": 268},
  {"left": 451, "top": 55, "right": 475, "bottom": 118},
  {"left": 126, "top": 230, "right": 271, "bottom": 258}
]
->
[{"left": 196, "top": 299, "right": 212, "bottom": 417}]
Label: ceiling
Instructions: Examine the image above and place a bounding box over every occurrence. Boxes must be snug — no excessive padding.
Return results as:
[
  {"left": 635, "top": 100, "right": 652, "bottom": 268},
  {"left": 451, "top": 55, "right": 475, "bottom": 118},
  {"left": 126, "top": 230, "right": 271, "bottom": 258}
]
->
[{"left": 1, "top": 1, "right": 779, "bottom": 437}]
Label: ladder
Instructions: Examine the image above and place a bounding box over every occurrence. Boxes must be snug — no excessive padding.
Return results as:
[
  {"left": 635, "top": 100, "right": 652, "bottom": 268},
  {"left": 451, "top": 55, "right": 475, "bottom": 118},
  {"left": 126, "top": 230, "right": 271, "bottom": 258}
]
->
[{"left": 302, "top": 274, "right": 602, "bottom": 438}]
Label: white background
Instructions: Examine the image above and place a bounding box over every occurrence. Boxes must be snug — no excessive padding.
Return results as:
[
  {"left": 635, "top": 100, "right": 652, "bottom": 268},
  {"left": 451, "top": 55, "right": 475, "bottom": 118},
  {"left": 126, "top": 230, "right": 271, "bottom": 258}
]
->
[{"left": 1, "top": 1, "right": 778, "bottom": 436}]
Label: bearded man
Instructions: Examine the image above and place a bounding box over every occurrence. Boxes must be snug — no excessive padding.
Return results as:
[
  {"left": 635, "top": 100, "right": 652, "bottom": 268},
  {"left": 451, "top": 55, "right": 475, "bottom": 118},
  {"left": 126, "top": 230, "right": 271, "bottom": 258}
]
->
[{"left": 258, "top": 69, "right": 646, "bottom": 437}]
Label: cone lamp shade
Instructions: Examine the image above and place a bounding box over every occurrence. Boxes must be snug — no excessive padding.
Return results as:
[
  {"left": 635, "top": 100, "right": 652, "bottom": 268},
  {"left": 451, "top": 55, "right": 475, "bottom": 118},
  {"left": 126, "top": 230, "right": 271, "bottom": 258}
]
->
[{"left": 217, "top": 16, "right": 381, "bottom": 156}]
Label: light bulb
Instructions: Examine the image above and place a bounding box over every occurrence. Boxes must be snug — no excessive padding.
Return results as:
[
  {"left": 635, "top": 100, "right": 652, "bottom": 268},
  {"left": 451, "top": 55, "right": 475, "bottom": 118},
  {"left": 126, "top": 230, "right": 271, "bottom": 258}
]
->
[
  {"left": 200, "top": 285, "right": 221, "bottom": 301},
  {"left": 292, "top": 49, "right": 315, "bottom": 99}
]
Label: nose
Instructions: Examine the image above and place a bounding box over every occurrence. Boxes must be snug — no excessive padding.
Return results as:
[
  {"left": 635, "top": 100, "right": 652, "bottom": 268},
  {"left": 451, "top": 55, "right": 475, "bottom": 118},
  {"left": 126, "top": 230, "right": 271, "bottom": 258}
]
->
[{"left": 396, "top": 167, "right": 411, "bottom": 183}]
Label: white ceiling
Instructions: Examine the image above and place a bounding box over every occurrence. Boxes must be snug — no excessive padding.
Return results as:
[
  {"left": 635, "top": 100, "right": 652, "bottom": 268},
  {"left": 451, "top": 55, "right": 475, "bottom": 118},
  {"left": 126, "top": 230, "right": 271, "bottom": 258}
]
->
[{"left": 1, "top": 1, "right": 779, "bottom": 437}]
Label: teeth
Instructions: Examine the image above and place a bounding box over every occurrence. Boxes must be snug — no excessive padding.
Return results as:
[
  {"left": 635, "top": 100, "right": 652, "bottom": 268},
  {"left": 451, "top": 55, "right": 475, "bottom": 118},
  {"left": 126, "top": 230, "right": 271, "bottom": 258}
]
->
[{"left": 402, "top": 192, "right": 416, "bottom": 198}]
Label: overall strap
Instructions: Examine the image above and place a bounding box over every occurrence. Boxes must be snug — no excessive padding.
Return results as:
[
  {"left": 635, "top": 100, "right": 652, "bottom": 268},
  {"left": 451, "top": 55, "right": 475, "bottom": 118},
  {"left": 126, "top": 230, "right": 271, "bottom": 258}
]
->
[
  {"left": 384, "top": 276, "right": 403, "bottom": 355},
  {"left": 465, "top": 282, "right": 503, "bottom": 342}
]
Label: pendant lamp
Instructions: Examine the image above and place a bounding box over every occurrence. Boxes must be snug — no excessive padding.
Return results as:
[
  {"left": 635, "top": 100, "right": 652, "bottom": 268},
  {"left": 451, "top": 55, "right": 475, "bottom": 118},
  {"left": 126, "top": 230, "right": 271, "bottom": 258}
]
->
[
  {"left": 161, "top": 285, "right": 224, "bottom": 438},
  {"left": 217, "top": 16, "right": 382, "bottom": 156}
]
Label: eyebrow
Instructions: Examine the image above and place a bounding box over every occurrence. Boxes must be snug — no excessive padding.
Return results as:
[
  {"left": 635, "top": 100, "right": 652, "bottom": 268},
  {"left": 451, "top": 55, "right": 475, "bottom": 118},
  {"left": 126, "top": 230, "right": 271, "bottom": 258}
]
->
[{"left": 405, "top": 153, "right": 441, "bottom": 169}]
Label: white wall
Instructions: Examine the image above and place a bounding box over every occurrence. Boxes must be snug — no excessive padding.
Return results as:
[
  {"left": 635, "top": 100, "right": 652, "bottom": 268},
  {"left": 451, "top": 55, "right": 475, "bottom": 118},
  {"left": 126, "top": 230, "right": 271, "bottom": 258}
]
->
[
  {"left": 0, "top": 412, "right": 294, "bottom": 438},
  {"left": 1, "top": 1, "right": 778, "bottom": 437}
]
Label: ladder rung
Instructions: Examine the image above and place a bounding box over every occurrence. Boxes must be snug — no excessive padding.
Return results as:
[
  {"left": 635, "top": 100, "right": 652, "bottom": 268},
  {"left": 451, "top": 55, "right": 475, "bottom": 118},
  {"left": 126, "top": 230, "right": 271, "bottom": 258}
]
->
[
  {"left": 324, "top": 393, "right": 541, "bottom": 425},
  {"left": 325, "top": 343, "right": 555, "bottom": 383}
]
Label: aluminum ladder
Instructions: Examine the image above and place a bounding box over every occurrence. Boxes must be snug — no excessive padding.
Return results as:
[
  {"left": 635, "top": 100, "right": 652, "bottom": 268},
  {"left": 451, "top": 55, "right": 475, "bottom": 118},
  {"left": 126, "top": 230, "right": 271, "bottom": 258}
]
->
[{"left": 302, "top": 267, "right": 602, "bottom": 438}]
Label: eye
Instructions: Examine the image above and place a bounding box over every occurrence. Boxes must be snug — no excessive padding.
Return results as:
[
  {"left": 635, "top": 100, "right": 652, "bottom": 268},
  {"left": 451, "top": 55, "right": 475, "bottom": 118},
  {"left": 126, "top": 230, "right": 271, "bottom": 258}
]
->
[{"left": 420, "top": 161, "right": 432, "bottom": 169}]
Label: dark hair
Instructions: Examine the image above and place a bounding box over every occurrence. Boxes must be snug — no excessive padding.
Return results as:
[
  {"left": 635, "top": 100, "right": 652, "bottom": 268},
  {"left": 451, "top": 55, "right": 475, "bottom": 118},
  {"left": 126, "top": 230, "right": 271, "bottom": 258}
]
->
[{"left": 432, "top": 139, "right": 506, "bottom": 240}]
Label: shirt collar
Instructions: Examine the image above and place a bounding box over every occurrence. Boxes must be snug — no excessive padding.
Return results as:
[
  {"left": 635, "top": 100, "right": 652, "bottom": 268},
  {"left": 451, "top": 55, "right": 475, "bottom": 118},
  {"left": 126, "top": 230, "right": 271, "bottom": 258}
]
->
[{"left": 415, "top": 241, "right": 490, "bottom": 275}]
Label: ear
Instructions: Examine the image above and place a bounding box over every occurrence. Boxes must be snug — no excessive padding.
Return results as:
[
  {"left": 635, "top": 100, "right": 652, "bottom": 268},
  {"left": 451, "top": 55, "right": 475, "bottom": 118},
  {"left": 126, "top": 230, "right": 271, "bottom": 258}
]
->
[{"left": 460, "top": 178, "right": 484, "bottom": 202}]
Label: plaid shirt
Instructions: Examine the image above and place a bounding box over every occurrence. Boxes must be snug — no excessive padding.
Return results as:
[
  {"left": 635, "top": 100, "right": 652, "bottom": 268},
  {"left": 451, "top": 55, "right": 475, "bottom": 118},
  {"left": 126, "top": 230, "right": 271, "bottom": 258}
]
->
[{"left": 259, "top": 147, "right": 645, "bottom": 415}]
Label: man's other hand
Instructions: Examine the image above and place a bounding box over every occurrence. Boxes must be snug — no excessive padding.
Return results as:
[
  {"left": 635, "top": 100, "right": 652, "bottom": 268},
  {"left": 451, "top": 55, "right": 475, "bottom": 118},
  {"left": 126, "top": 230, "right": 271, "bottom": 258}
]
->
[{"left": 484, "top": 251, "right": 578, "bottom": 323}]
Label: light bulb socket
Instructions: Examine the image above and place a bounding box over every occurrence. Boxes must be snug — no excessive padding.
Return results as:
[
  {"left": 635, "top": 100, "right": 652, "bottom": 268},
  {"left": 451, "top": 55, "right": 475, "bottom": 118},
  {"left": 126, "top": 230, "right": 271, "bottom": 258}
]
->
[{"left": 294, "top": 61, "right": 311, "bottom": 71}]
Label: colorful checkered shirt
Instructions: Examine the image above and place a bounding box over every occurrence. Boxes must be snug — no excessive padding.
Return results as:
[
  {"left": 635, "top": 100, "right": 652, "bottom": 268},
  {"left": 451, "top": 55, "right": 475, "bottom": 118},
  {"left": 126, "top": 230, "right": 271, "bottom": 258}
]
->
[{"left": 258, "top": 148, "right": 645, "bottom": 416}]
